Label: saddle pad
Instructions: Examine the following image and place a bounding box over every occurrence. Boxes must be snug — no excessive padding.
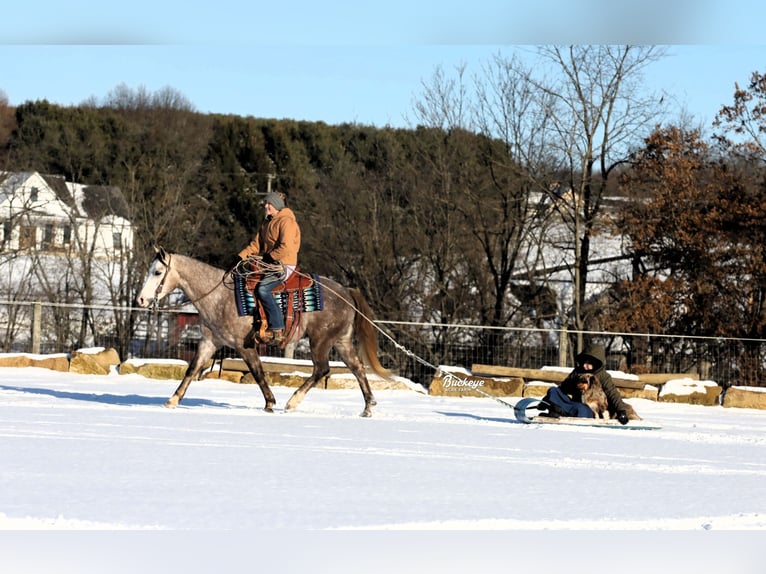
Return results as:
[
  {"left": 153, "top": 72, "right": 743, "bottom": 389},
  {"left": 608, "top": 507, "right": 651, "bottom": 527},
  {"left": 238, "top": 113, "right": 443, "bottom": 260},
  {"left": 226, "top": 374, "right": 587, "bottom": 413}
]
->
[{"left": 234, "top": 272, "right": 323, "bottom": 317}]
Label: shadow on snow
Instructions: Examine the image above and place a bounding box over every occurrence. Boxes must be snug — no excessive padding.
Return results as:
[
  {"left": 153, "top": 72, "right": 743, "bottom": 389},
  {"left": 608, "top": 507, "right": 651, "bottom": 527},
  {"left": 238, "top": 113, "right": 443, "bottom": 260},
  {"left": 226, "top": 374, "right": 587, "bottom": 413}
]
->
[
  {"left": 0, "top": 384, "right": 244, "bottom": 409},
  {"left": 435, "top": 410, "right": 519, "bottom": 425}
]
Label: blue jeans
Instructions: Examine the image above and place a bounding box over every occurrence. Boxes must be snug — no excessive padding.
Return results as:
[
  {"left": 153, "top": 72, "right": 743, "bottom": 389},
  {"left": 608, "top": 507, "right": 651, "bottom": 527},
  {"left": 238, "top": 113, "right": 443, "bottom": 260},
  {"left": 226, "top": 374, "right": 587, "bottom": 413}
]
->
[
  {"left": 544, "top": 386, "right": 595, "bottom": 418},
  {"left": 256, "top": 273, "right": 285, "bottom": 330}
]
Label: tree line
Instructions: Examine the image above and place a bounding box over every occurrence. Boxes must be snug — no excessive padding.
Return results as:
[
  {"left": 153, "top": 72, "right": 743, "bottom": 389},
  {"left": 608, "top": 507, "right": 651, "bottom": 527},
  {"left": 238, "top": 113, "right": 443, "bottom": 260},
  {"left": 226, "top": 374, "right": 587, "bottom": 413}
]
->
[{"left": 2, "top": 46, "right": 766, "bottom": 383}]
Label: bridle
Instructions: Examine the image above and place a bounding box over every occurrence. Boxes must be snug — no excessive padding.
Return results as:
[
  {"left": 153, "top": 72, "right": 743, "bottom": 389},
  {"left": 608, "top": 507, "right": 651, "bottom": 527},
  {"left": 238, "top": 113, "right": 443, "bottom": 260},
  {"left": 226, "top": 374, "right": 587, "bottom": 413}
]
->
[
  {"left": 149, "top": 252, "right": 172, "bottom": 311},
  {"left": 149, "top": 251, "right": 224, "bottom": 311}
]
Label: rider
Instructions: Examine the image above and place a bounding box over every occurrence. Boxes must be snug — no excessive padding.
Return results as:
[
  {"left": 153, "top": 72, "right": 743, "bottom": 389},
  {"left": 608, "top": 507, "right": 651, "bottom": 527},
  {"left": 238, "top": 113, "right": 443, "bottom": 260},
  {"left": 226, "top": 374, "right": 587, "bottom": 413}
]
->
[
  {"left": 233, "top": 191, "right": 301, "bottom": 346},
  {"left": 537, "top": 344, "right": 631, "bottom": 424}
]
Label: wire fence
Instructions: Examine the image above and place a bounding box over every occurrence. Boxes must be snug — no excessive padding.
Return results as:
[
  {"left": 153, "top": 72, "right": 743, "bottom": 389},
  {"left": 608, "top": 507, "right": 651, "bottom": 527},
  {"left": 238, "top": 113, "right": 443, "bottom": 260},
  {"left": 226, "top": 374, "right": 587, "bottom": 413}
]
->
[{"left": 1, "top": 300, "right": 764, "bottom": 389}]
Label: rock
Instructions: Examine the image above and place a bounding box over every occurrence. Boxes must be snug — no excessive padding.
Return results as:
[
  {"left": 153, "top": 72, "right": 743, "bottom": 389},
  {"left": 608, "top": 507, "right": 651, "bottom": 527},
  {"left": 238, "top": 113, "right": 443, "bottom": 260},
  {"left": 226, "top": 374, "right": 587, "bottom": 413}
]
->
[
  {"left": 324, "top": 374, "right": 414, "bottom": 391},
  {"left": 722, "top": 386, "right": 766, "bottom": 410},
  {"left": 659, "top": 378, "right": 721, "bottom": 406},
  {"left": 203, "top": 370, "right": 244, "bottom": 383},
  {"left": 620, "top": 385, "right": 659, "bottom": 401},
  {"left": 119, "top": 359, "right": 189, "bottom": 380},
  {"left": 239, "top": 371, "right": 307, "bottom": 387},
  {"left": 69, "top": 347, "right": 120, "bottom": 375},
  {"left": 0, "top": 354, "right": 31, "bottom": 368},
  {"left": 429, "top": 367, "right": 524, "bottom": 397},
  {"left": 69, "top": 352, "right": 109, "bottom": 375},
  {"left": 522, "top": 381, "right": 555, "bottom": 398},
  {"left": 0, "top": 353, "right": 69, "bottom": 371},
  {"left": 33, "top": 355, "right": 70, "bottom": 372}
]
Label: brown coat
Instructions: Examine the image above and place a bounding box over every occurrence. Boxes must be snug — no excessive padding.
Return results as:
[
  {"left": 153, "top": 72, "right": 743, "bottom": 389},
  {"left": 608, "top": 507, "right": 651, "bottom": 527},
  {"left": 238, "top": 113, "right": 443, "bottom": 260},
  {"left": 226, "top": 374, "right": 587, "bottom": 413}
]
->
[{"left": 238, "top": 207, "right": 301, "bottom": 266}]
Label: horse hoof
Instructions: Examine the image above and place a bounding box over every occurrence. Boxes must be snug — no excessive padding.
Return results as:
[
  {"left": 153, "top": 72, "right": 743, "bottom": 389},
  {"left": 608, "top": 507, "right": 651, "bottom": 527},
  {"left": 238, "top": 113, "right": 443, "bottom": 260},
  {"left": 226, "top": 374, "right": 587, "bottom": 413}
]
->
[
  {"left": 285, "top": 398, "right": 299, "bottom": 411},
  {"left": 360, "top": 410, "right": 372, "bottom": 418},
  {"left": 264, "top": 406, "right": 274, "bottom": 413},
  {"left": 163, "top": 400, "right": 178, "bottom": 408}
]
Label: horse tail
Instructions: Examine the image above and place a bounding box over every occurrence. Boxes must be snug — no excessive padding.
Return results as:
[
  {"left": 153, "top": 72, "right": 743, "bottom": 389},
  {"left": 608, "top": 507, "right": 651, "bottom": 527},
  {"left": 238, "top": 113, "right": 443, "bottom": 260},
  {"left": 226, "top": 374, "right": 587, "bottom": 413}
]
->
[{"left": 349, "top": 288, "right": 390, "bottom": 379}]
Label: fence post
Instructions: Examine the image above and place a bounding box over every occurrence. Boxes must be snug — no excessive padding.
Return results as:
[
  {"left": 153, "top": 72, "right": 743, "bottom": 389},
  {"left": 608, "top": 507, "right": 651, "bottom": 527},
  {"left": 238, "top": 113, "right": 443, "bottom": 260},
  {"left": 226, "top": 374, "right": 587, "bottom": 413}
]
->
[
  {"left": 558, "top": 325, "right": 568, "bottom": 368},
  {"left": 31, "top": 301, "right": 42, "bottom": 354}
]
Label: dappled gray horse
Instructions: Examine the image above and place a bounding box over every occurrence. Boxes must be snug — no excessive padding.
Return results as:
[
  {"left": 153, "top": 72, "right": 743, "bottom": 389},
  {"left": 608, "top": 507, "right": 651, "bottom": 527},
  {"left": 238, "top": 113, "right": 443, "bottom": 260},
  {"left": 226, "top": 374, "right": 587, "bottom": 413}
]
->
[{"left": 136, "top": 247, "right": 387, "bottom": 416}]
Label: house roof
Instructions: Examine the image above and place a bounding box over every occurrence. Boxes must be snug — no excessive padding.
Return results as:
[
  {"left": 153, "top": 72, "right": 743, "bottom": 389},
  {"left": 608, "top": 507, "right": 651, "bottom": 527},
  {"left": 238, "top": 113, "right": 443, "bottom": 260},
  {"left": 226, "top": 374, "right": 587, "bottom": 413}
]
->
[
  {"left": 1, "top": 171, "right": 131, "bottom": 221},
  {"left": 0, "top": 171, "right": 32, "bottom": 204},
  {"left": 40, "top": 173, "right": 76, "bottom": 210},
  {"left": 78, "top": 184, "right": 131, "bottom": 220}
]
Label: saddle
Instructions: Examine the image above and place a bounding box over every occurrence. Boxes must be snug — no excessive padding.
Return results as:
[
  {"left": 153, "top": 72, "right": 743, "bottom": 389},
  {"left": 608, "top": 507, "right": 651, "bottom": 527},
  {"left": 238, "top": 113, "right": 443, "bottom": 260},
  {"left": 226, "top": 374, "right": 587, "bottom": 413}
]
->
[{"left": 233, "top": 264, "right": 323, "bottom": 348}]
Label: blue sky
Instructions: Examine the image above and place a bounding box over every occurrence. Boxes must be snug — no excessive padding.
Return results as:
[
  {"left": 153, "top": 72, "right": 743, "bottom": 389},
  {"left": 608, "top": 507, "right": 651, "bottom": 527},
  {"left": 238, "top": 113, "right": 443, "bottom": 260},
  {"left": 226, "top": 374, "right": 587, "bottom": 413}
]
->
[{"left": 2, "top": 2, "right": 765, "bottom": 129}]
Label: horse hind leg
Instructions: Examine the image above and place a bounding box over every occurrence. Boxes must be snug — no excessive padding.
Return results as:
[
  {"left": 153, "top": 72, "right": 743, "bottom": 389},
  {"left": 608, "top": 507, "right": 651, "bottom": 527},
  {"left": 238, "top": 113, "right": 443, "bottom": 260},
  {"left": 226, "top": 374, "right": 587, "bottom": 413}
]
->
[
  {"left": 334, "top": 338, "right": 377, "bottom": 417},
  {"left": 165, "top": 338, "right": 218, "bottom": 407}
]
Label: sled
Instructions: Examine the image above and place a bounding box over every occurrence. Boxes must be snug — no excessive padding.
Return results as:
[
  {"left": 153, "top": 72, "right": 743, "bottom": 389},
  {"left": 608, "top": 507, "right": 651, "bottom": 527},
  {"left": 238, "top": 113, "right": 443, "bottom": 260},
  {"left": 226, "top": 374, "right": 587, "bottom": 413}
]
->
[{"left": 513, "top": 397, "right": 663, "bottom": 430}]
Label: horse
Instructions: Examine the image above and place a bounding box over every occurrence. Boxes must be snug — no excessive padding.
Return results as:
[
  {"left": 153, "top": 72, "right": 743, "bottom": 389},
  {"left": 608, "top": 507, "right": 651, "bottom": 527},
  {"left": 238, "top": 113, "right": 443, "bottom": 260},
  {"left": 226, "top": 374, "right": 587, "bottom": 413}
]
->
[{"left": 135, "top": 246, "right": 388, "bottom": 417}]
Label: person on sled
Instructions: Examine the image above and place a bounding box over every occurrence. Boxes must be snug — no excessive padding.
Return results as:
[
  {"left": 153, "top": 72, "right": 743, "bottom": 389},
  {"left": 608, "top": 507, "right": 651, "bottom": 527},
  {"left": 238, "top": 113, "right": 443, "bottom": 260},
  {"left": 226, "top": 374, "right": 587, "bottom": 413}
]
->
[
  {"left": 228, "top": 191, "right": 301, "bottom": 346},
  {"left": 537, "top": 344, "right": 632, "bottom": 425}
]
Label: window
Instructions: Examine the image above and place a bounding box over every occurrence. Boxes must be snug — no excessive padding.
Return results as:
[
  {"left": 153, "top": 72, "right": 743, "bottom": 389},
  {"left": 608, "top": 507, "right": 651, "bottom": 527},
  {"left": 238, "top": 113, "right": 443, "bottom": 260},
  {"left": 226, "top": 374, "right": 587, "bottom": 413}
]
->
[
  {"left": 20, "top": 225, "right": 36, "bottom": 250},
  {"left": 112, "top": 232, "right": 122, "bottom": 250},
  {"left": 30, "top": 186, "right": 39, "bottom": 202},
  {"left": 63, "top": 225, "right": 71, "bottom": 245},
  {"left": 0, "top": 221, "right": 9, "bottom": 251},
  {"left": 42, "top": 224, "right": 55, "bottom": 248}
]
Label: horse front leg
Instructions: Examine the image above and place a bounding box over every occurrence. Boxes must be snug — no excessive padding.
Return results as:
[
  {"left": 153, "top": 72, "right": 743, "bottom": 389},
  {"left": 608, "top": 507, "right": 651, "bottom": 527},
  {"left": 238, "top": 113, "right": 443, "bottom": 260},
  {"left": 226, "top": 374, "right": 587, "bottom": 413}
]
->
[{"left": 165, "top": 338, "right": 218, "bottom": 407}]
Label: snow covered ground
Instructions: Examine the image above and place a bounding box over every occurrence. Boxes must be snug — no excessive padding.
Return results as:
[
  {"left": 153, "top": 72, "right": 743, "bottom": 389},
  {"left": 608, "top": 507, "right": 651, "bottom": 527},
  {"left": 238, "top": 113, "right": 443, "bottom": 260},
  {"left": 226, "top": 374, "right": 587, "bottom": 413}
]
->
[{"left": 1, "top": 366, "right": 764, "bottom": 572}]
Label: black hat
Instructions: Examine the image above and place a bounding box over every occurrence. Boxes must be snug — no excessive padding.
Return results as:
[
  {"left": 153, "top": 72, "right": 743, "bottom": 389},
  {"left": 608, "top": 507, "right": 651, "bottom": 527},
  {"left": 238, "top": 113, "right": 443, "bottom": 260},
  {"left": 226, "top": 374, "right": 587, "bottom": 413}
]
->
[{"left": 575, "top": 345, "right": 606, "bottom": 371}]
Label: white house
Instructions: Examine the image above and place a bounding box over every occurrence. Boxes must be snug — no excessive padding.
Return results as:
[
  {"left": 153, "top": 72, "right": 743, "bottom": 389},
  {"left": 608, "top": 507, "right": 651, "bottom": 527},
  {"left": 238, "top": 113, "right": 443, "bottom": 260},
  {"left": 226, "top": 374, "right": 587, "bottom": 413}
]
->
[{"left": 0, "top": 171, "right": 133, "bottom": 257}]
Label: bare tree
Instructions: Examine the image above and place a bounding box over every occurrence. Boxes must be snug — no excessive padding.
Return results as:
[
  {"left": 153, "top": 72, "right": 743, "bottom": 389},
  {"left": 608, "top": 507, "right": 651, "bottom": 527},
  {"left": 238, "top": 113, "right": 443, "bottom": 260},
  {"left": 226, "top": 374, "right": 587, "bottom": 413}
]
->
[
  {"left": 527, "top": 45, "right": 667, "bottom": 350},
  {"left": 409, "top": 58, "right": 560, "bottom": 368}
]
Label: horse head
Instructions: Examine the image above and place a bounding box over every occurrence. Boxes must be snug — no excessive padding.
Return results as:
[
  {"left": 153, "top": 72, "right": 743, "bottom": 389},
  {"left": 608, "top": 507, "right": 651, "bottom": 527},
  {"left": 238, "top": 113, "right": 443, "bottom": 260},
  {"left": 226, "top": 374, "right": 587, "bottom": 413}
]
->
[{"left": 136, "top": 245, "right": 176, "bottom": 309}]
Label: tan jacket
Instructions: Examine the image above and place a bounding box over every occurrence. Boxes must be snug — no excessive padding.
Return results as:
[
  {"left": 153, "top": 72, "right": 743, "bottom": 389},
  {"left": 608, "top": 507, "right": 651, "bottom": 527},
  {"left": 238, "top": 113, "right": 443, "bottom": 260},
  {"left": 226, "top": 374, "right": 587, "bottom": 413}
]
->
[{"left": 238, "top": 207, "right": 301, "bottom": 266}]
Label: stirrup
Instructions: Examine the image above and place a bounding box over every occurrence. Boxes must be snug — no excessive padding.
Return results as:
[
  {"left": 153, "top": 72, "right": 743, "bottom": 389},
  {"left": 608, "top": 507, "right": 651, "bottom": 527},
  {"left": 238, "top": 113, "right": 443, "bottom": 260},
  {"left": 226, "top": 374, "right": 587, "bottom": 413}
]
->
[{"left": 261, "top": 329, "right": 285, "bottom": 344}]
